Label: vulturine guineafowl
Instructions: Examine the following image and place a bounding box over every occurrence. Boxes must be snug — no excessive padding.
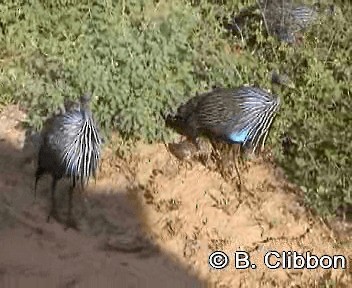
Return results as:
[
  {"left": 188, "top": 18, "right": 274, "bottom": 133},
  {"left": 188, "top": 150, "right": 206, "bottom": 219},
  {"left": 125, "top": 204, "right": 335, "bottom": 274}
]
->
[
  {"left": 165, "top": 85, "right": 280, "bottom": 188},
  {"left": 229, "top": 0, "right": 337, "bottom": 44},
  {"left": 258, "top": 0, "right": 320, "bottom": 44},
  {"left": 34, "top": 93, "right": 103, "bottom": 229},
  {"left": 165, "top": 86, "right": 280, "bottom": 154}
]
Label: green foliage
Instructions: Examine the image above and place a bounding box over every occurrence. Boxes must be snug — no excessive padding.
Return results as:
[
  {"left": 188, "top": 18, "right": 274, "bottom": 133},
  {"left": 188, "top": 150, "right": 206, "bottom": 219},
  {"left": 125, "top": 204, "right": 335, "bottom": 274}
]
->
[
  {"left": 0, "top": 0, "right": 351, "bottom": 217},
  {"left": 269, "top": 3, "right": 352, "bottom": 217}
]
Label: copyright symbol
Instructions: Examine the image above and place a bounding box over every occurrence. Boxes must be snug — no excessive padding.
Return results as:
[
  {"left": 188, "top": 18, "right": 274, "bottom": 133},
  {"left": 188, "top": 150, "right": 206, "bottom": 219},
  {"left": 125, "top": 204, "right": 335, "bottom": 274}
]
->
[{"left": 208, "top": 251, "right": 229, "bottom": 269}]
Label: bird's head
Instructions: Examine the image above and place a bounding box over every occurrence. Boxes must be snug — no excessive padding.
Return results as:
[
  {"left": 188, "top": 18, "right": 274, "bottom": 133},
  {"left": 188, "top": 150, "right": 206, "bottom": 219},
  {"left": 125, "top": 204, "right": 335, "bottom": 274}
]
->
[
  {"left": 271, "top": 70, "right": 295, "bottom": 89},
  {"left": 80, "top": 92, "right": 92, "bottom": 105},
  {"left": 163, "top": 108, "right": 190, "bottom": 137}
]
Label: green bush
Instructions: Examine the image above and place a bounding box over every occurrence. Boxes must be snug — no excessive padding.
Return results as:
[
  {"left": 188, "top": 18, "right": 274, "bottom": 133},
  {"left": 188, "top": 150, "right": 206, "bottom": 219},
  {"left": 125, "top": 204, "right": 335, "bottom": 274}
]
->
[{"left": 0, "top": 0, "right": 351, "bottom": 217}]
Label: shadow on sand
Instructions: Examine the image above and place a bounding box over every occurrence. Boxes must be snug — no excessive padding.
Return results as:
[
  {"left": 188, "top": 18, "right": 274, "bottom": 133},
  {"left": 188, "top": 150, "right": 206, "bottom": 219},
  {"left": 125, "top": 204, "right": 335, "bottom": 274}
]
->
[{"left": 0, "top": 126, "right": 208, "bottom": 287}]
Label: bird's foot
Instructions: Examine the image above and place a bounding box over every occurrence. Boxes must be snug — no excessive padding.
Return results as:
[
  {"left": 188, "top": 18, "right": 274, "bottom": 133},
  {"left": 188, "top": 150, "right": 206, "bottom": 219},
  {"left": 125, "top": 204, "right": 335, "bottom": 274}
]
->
[
  {"left": 65, "top": 217, "right": 79, "bottom": 231},
  {"left": 47, "top": 209, "right": 59, "bottom": 223},
  {"left": 188, "top": 138, "right": 201, "bottom": 151},
  {"left": 178, "top": 135, "right": 187, "bottom": 143}
]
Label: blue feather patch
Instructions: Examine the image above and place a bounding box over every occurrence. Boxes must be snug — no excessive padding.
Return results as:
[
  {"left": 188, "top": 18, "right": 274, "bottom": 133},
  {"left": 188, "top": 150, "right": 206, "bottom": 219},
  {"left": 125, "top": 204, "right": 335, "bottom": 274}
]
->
[{"left": 228, "top": 129, "right": 250, "bottom": 144}]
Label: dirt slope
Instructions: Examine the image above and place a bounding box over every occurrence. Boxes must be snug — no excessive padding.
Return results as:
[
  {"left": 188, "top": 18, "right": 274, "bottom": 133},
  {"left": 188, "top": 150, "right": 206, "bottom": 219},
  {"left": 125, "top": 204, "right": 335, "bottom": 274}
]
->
[{"left": 0, "top": 105, "right": 351, "bottom": 287}]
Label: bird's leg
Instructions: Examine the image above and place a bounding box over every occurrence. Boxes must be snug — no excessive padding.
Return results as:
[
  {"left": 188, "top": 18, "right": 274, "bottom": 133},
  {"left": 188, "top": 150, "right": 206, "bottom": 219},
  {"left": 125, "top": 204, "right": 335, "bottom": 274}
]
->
[
  {"left": 34, "top": 181, "right": 38, "bottom": 201},
  {"left": 34, "top": 167, "right": 44, "bottom": 201},
  {"left": 65, "top": 183, "right": 78, "bottom": 230},
  {"left": 234, "top": 145, "right": 242, "bottom": 191},
  {"left": 188, "top": 136, "right": 200, "bottom": 151},
  {"left": 178, "top": 135, "right": 186, "bottom": 142},
  {"left": 47, "top": 179, "right": 59, "bottom": 222},
  {"left": 295, "top": 32, "right": 304, "bottom": 46}
]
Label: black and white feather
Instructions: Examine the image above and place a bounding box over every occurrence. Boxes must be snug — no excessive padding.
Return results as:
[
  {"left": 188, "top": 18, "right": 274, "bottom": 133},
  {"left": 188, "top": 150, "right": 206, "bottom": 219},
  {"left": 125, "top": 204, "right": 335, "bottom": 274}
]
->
[
  {"left": 166, "top": 86, "right": 280, "bottom": 154},
  {"left": 34, "top": 93, "right": 102, "bottom": 228},
  {"left": 257, "top": 0, "right": 319, "bottom": 43}
]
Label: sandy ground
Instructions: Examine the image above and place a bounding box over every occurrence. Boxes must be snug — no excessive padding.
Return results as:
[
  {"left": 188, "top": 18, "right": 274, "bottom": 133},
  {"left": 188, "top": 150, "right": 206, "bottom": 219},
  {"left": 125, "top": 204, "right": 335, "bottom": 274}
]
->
[{"left": 0, "top": 104, "right": 351, "bottom": 287}]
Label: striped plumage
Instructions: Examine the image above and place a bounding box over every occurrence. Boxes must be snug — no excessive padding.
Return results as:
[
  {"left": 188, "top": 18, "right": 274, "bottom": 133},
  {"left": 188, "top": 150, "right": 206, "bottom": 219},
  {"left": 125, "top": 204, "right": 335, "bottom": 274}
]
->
[
  {"left": 60, "top": 98, "right": 101, "bottom": 187},
  {"left": 291, "top": 5, "right": 318, "bottom": 28},
  {"left": 166, "top": 86, "right": 280, "bottom": 154},
  {"left": 257, "top": 0, "right": 319, "bottom": 43},
  {"left": 230, "top": 1, "right": 337, "bottom": 44},
  {"left": 34, "top": 93, "right": 102, "bottom": 229}
]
